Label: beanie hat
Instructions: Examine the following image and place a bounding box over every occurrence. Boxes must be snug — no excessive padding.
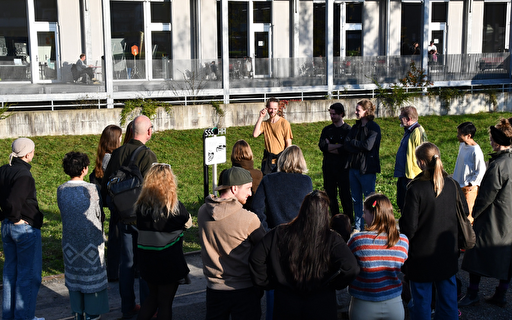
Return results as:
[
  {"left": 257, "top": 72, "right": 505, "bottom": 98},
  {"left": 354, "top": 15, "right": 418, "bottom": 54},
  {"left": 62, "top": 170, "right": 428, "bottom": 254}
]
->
[
  {"left": 215, "top": 167, "right": 252, "bottom": 191},
  {"left": 10, "top": 138, "right": 35, "bottom": 165}
]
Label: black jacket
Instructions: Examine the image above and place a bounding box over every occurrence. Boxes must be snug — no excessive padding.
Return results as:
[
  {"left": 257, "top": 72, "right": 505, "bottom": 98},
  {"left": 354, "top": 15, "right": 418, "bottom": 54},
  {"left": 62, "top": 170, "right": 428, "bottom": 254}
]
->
[
  {"left": 0, "top": 157, "right": 43, "bottom": 228},
  {"left": 344, "top": 119, "right": 381, "bottom": 174}
]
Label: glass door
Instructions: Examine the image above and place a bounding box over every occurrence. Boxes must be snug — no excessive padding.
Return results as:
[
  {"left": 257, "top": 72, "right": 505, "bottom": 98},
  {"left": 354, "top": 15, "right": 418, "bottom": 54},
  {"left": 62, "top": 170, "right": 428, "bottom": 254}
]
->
[{"left": 33, "top": 22, "right": 60, "bottom": 82}]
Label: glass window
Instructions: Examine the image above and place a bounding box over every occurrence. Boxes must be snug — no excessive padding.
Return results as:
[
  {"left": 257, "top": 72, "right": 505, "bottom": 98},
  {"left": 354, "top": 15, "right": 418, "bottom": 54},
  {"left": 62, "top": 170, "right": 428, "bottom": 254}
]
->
[
  {"left": 253, "top": 2, "right": 271, "bottom": 23},
  {"left": 151, "top": 2, "right": 171, "bottom": 23},
  {"left": 228, "top": 2, "right": 248, "bottom": 58},
  {"left": 313, "top": 3, "right": 325, "bottom": 57},
  {"left": 0, "top": 0, "right": 29, "bottom": 59},
  {"left": 346, "top": 3, "right": 362, "bottom": 24},
  {"left": 111, "top": 1, "right": 145, "bottom": 79},
  {"left": 483, "top": 3, "right": 507, "bottom": 52},
  {"left": 346, "top": 30, "right": 361, "bottom": 56},
  {"left": 400, "top": 3, "right": 422, "bottom": 55},
  {"left": 432, "top": 2, "right": 447, "bottom": 23},
  {"left": 334, "top": 3, "right": 341, "bottom": 57},
  {"left": 35, "top": 0, "right": 57, "bottom": 22},
  {"left": 152, "top": 31, "right": 172, "bottom": 79}
]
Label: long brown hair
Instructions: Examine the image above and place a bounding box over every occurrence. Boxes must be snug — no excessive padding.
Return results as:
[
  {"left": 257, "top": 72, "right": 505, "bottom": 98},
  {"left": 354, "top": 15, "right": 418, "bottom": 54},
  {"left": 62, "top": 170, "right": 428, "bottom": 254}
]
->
[
  {"left": 357, "top": 99, "right": 376, "bottom": 121},
  {"left": 415, "top": 142, "right": 446, "bottom": 197},
  {"left": 94, "top": 124, "right": 122, "bottom": 178},
  {"left": 135, "top": 163, "right": 179, "bottom": 221},
  {"left": 231, "top": 139, "right": 253, "bottom": 163},
  {"left": 364, "top": 193, "right": 400, "bottom": 248},
  {"left": 278, "top": 190, "right": 332, "bottom": 291}
]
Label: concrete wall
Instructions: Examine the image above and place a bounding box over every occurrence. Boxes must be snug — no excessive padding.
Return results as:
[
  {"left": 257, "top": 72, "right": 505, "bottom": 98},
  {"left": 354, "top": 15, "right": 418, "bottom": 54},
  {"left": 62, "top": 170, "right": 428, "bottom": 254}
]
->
[{"left": 0, "top": 93, "right": 510, "bottom": 139}]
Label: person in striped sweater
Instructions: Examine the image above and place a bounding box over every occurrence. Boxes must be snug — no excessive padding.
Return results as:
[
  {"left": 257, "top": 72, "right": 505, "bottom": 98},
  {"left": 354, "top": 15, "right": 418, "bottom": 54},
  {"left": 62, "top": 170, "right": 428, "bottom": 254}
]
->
[{"left": 348, "top": 193, "right": 409, "bottom": 320}]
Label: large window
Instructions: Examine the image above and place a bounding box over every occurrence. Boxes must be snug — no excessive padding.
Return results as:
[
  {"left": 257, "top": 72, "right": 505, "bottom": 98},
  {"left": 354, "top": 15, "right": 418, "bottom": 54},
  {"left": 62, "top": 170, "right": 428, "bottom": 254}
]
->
[
  {"left": 401, "top": 3, "right": 422, "bottom": 55},
  {"left": 334, "top": 3, "right": 362, "bottom": 57},
  {"left": 483, "top": 3, "right": 507, "bottom": 52},
  {"left": 111, "top": 1, "right": 145, "bottom": 79},
  {"left": 313, "top": 3, "right": 325, "bottom": 57},
  {"left": 35, "top": 0, "right": 58, "bottom": 22},
  {"left": 228, "top": 2, "right": 248, "bottom": 58},
  {"left": 0, "top": 0, "right": 29, "bottom": 61}
]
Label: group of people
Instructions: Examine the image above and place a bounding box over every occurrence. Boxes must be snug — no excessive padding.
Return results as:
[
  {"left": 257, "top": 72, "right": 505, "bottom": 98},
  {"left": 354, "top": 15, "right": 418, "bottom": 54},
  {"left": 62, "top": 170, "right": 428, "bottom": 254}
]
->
[{"left": 1, "top": 96, "right": 512, "bottom": 320}]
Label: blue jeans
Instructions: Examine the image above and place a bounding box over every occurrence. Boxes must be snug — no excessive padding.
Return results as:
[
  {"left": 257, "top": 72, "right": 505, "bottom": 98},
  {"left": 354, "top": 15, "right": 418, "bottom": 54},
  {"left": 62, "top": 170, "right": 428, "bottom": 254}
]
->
[
  {"left": 118, "top": 222, "right": 149, "bottom": 314},
  {"left": 409, "top": 275, "right": 458, "bottom": 320},
  {"left": 2, "top": 220, "right": 42, "bottom": 320},
  {"left": 349, "top": 169, "right": 376, "bottom": 231}
]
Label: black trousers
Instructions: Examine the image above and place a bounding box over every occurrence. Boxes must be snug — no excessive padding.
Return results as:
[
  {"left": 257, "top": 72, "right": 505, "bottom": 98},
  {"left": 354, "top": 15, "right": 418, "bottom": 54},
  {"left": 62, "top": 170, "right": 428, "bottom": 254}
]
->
[
  {"left": 396, "top": 177, "right": 412, "bottom": 213},
  {"left": 206, "top": 286, "right": 262, "bottom": 320},
  {"left": 323, "top": 163, "right": 353, "bottom": 222}
]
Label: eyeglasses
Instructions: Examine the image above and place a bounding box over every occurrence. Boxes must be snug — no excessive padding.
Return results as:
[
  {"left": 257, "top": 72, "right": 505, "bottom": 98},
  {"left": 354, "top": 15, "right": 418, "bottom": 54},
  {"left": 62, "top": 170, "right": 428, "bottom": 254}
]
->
[{"left": 151, "top": 162, "right": 171, "bottom": 168}]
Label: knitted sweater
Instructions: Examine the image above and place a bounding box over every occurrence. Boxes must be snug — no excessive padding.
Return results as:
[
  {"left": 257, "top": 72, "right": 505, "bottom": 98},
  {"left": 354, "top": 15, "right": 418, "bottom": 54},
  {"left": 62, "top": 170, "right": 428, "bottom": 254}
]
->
[
  {"left": 252, "top": 172, "right": 313, "bottom": 230},
  {"left": 57, "top": 180, "right": 107, "bottom": 293},
  {"left": 348, "top": 231, "right": 409, "bottom": 302}
]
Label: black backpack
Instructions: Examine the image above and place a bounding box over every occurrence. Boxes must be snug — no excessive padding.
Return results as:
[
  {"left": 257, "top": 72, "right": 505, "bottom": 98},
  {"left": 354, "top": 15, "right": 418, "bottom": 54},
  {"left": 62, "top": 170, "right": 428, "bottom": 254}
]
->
[{"left": 106, "top": 145, "right": 147, "bottom": 223}]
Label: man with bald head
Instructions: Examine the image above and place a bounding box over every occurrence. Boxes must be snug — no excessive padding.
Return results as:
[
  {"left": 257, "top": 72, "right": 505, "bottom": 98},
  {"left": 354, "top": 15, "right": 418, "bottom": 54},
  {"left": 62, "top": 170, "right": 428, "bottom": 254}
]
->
[{"left": 102, "top": 115, "right": 157, "bottom": 318}]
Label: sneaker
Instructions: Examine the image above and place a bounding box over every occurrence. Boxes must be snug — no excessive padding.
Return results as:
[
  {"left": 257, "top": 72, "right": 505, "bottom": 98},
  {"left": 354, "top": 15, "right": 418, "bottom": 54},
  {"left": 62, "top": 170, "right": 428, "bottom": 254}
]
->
[
  {"left": 458, "top": 293, "right": 479, "bottom": 307},
  {"left": 122, "top": 305, "right": 140, "bottom": 319},
  {"left": 33, "top": 317, "right": 45, "bottom": 320}
]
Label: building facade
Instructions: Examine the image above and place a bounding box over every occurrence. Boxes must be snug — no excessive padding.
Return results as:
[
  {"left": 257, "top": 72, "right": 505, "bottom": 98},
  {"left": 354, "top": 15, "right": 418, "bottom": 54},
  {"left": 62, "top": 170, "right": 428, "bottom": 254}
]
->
[{"left": 0, "top": 0, "right": 510, "bottom": 106}]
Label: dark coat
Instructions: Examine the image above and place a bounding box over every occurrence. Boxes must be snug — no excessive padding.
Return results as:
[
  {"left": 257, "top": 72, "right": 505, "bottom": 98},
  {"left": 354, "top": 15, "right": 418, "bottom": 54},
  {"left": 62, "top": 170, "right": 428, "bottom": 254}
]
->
[
  {"left": 0, "top": 157, "right": 43, "bottom": 228},
  {"left": 399, "top": 173, "right": 461, "bottom": 282},
  {"left": 249, "top": 226, "right": 359, "bottom": 319},
  {"left": 462, "top": 149, "right": 512, "bottom": 280},
  {"left": 344, "top": 119, "right": 381, "bottom": 174},
  {"left": 251, "top": 172, "right": 313, "bottom": 231}
]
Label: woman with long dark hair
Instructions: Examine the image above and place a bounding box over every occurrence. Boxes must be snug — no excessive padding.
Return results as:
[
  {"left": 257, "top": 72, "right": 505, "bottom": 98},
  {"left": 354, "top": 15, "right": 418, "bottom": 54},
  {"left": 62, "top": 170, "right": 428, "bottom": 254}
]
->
[
  {"left": 90, "top": 124, "right": 122, "bottom": 186},
  {"left": 348, "top": 193, "right": 409, "bottom": 320},
  {"left": 135, "top": 163, "right": 192, "bottom": 320},
  {"left": 250, "top": 190, "right": 359, "bottom": 319},
  {"left": 399, "top": 142, "right": 464, "bottom": 320},
  {"left": 230, "top": 139, "right": 262, "bottom": 210}
]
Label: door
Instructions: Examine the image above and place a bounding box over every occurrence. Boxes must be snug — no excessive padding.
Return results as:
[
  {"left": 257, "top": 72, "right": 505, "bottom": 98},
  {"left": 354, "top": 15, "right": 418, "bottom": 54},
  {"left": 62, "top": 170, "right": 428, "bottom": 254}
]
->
[
  {"left": 33, "top": 22, "right": 60, "bottom": 82},
  {"left": 254, "top": 31, "right": 269, "bottom": 77}
]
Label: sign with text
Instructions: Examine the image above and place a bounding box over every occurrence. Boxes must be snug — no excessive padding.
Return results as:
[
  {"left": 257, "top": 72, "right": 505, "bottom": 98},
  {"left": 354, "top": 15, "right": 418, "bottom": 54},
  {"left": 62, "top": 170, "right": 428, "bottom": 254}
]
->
[{"left": 204, "top": 135, "right": 226, "bottom": 165}]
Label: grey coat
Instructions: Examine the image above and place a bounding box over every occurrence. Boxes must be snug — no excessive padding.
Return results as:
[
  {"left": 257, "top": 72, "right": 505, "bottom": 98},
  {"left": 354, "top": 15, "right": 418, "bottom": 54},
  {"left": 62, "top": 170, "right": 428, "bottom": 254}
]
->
[{"left": 462, "top": 148, "right": 512, "bottom": 280}]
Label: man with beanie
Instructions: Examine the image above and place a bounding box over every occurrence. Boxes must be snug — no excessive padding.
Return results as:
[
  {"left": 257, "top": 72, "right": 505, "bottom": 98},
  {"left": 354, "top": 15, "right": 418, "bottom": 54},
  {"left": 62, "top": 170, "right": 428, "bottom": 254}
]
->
[
  {"left": 198, "top": 167, "right": 265, "bottom": 320},
  {"left": 318, "top": 102, "right": 353, "bottom": 221},
  {"left": 0, "top": 138, "right": 45, "bottom": 320}
]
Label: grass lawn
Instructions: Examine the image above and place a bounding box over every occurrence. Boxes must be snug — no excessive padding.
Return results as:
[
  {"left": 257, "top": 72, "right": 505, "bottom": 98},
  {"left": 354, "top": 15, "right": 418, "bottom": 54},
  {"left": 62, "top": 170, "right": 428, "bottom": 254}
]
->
[{"left": 0, "top": 111, "right": 510, "bottom": 278}]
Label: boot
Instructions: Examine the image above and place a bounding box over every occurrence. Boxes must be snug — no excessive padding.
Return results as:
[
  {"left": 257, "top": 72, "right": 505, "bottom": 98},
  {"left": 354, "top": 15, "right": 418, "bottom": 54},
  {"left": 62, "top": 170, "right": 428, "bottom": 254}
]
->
[
  {"left": 458, "top": 288, "right": 479, "bottom": 307},
  {"left": 484, "top": 287, "right": 507, "bottom": 307}
]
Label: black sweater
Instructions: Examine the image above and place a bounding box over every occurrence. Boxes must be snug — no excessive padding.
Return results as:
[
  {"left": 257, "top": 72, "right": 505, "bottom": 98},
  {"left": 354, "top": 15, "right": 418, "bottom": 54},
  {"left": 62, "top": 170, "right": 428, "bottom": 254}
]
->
[{"left": 0, "top": 157, "right": 43, "bottom": 228}]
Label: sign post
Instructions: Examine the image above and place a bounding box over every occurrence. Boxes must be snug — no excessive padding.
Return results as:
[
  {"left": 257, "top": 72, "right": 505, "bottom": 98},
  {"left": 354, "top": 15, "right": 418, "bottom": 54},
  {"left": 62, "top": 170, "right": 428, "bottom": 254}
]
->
[{"left": 203, "top": 127, "right": 226, "bottom": 199}]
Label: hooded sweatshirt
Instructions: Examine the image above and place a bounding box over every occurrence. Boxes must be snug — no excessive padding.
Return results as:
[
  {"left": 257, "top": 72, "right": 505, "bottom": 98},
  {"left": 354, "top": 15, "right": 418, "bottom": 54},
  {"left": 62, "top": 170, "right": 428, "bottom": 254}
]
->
[{"left": 198, "top": 194, "right": 265, "bottom": 290}]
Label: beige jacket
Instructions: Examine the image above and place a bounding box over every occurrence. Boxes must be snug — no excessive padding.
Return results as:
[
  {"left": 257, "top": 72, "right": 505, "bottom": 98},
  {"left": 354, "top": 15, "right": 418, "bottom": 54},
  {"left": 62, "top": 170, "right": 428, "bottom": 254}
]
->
[{"left": 198, "top": 194, "right": 265, "bottom": 290}]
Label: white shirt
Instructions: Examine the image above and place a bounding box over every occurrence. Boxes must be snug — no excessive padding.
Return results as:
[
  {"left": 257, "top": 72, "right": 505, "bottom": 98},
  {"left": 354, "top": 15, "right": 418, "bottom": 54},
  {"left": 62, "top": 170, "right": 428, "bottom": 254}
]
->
[{"left": 453, "top": 142, "right": 486, "bottom": 187}]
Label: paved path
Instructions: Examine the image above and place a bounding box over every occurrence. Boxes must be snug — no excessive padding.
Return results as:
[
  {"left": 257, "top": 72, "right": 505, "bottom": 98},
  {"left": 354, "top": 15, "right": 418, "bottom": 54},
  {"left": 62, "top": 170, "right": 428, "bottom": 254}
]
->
[{"left": 2, "top": 252, "right": 512, "bottom": 319}]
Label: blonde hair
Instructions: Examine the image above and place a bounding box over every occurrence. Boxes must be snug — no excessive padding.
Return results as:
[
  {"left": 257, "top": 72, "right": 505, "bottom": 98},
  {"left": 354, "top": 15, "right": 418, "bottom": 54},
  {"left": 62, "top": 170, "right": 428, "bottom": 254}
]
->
[
  {"left": 357, "top": 99, "right": 376, "bottom": 121},
  {"left": 364, "top": 193, "right": 400, "bottom": 248},
  {"left": 415, "top": 142, "right": 446, "bottom": 197},
  {"left": 135, "top": 164, "right": 179, "bottom": 221},
  {"left": 277, "top": 145, "right": 308, "bottom": 174},
  {"left": 231, "top": 139, "right": 253, "bottom": 163}
]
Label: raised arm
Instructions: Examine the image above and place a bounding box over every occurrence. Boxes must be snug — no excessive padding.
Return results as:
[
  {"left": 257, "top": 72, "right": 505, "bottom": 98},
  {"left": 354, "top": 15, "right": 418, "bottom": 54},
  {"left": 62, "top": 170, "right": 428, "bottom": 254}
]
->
[{"left": 253, "top": 108, "right": 267, "bottom": 138}]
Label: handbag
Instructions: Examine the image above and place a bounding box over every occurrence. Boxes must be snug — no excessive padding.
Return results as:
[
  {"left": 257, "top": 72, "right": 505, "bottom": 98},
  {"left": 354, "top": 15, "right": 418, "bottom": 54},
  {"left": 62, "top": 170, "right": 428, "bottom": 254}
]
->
[{"left": 451, "top": 178, "right": 476, "bottom": 250}]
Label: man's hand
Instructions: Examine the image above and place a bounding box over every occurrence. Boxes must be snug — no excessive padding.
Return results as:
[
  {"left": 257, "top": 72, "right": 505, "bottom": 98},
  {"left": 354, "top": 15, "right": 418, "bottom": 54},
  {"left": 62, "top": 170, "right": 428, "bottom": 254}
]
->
[{"left": 259, "top": 108, "right": 267, "bottom": 118}]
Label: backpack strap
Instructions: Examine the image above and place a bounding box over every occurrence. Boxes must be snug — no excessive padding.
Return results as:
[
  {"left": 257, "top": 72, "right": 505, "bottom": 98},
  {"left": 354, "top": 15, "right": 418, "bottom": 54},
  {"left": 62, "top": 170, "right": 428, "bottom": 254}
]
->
[{"left": 126, "top": 145, "right": 148, "bottom": 167}]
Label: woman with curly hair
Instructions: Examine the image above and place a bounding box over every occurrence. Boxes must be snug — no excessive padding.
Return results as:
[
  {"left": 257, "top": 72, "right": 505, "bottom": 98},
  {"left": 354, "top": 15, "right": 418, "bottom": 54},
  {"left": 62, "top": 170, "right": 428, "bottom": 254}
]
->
[
  {"left": 460, "top": 118, "right": 512, "bottom": 308},
  {"left": 344, "top": 99, "right": 381, "bottom": 232},
  {"left": 250, "top": 190, "right": 360, "bottom": 319},
  {"left": 348, "top": 193, "right": 409, "bottom": 320},
  {"left": 135, "top": 163, "right": 192, "bottom": 320}
]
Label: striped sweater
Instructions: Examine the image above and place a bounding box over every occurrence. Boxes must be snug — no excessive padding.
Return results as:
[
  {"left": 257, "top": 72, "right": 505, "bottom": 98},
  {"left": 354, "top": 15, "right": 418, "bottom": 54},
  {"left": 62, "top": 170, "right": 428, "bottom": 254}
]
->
[{"left": 348, "top": 231, "right": 409, "bottom": 302}]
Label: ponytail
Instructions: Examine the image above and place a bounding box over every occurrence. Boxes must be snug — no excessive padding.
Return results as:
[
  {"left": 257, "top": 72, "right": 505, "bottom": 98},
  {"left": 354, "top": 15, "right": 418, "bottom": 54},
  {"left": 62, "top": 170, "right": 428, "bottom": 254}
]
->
[{"left": 416, "top": 142, "right": 446, "bottom": 197}]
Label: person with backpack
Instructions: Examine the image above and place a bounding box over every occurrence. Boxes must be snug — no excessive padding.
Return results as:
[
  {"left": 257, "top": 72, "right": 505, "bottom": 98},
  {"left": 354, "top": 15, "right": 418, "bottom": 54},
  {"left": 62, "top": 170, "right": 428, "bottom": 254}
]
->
[{"left": 102, "top": 115, "right": 157, "bottom": 319}]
